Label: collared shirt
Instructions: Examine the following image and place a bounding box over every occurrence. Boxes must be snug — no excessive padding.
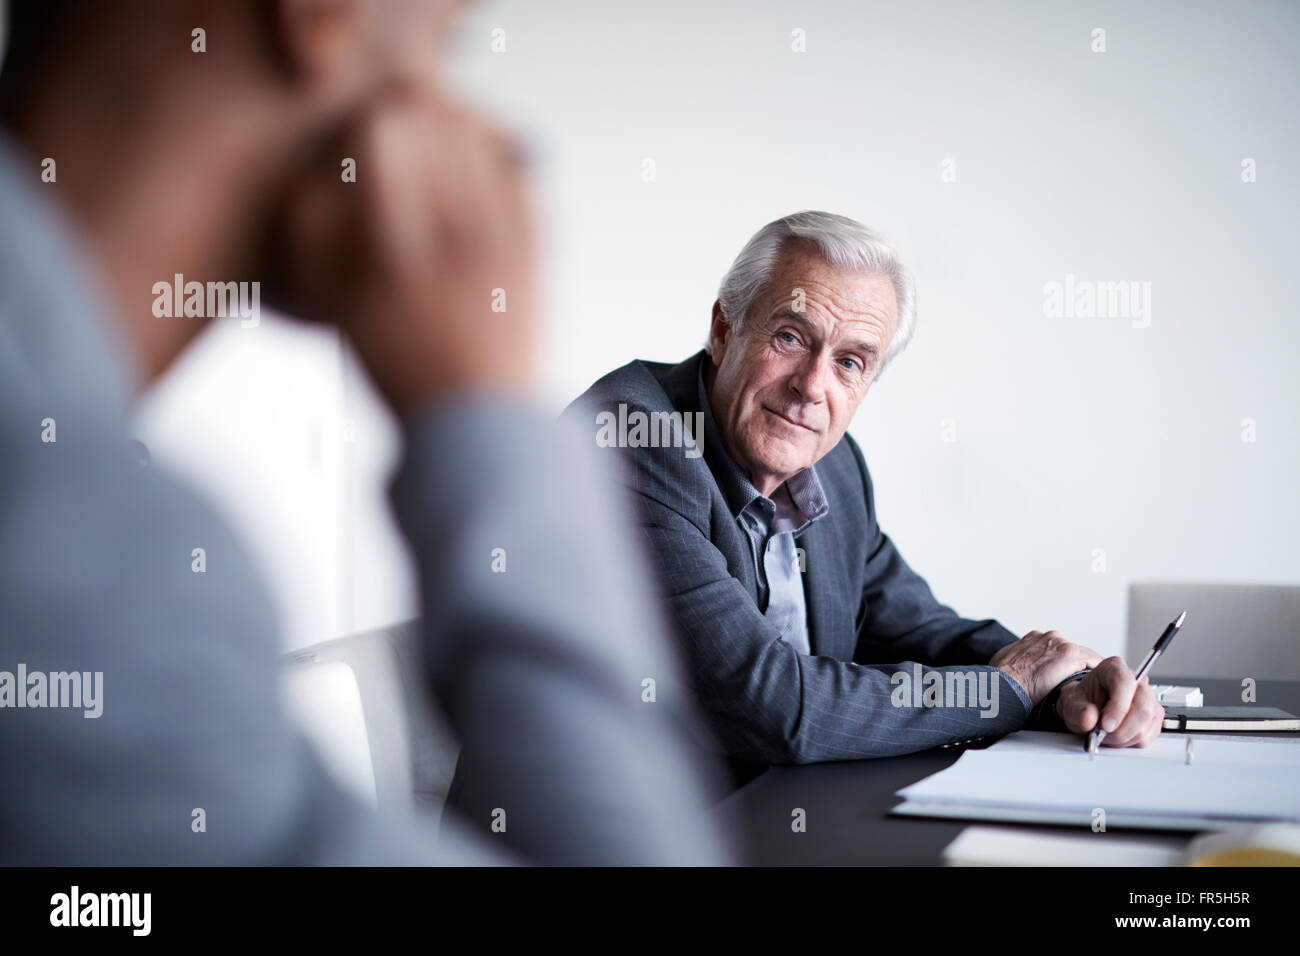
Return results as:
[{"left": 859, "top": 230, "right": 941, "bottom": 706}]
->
[{"left": 697, "top": 365, "right": 829, "bottom": 655}]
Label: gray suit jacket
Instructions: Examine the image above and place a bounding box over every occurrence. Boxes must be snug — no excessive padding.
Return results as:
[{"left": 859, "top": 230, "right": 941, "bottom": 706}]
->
[
  {"left": 569, "top": 351, "right": 1039, "bottom": 768},
  {"left": 0, "top": 134, "right": 730, "bottom": 866}
]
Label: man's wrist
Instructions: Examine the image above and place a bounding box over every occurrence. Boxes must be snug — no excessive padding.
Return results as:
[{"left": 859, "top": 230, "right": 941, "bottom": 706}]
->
[
  {"left": 996, "top": 669, "right": 1033, "bottom": 714},
  {"left": 1029, "top": 668, "right": 1092, "bottom": 731}
]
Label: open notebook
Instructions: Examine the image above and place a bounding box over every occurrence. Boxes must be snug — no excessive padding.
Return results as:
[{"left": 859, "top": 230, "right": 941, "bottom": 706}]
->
[{"left": 894, "top": 730, "right": 1300, "bottom": 831}]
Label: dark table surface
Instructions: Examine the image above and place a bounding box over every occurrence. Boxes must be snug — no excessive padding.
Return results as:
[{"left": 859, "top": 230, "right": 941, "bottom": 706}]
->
[{"left": 712, "top": 677, "right": 1300, "bottom": 865}]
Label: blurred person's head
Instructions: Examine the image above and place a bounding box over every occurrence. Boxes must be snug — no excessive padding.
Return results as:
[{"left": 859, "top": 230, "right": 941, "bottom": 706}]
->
[
  {"left": 0, "top": 0, "right": 468, "bottom": 380},
  {"left": 704, "top": 211, "right": 914, "bottom": 498}
]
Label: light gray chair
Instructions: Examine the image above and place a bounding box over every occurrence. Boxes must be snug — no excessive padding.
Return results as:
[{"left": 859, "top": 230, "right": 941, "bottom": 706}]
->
[
  {"left": 1126, "top": 581, "right": 1300, "bottom": 681},
  {"left": 282, "top": 620, "right": 460, "bottom": 818}
]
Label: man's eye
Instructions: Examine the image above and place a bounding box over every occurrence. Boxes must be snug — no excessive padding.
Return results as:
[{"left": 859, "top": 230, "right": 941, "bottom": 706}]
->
[
  {"left": 839, "top": 357, "right": 862, "bottom": 372},
  {"left": 777, "top": 331, "right": 798, "bottom": 345}
]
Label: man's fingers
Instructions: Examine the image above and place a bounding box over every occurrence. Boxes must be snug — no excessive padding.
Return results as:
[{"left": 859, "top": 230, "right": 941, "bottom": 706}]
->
[
  {"left": 353, "top": 92, "right": 528, "bottom": 283},
  {"left": 1143, "top": 710, "right": 1166, "bottom": 746},
  {"left": 1058, "top": 689, "right": 1099, "bottom": 734},
  {"left": 1104, "top": 684, "right": 1165, "bottom": 748},
  {"left": 1080, "top": 701, "right": 1099, "bottom": 733},
  {"left": 1096, "top": 657, "right": 1136, "bottom": 733}
]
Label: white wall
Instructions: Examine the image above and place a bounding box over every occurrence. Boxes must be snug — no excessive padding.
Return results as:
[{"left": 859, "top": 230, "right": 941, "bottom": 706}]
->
[{"left": 135, "top": 0, "right": 1299, "bottom": 656}]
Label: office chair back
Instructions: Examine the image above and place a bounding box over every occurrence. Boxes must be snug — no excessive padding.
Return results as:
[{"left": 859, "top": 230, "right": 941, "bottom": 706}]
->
[
  {"left": 282, "top": 620, "right": 460, "bottom": 817},
  {"left": 1126, "top": 581, "right": 1300, "bottom": 681}
]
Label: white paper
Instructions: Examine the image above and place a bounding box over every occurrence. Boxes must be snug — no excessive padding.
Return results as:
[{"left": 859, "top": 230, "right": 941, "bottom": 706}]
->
[
  {"left": 898, "top": 730, "right": 1300, "bottom": 823},
  {"left": 942, "top": 824, "right": 1187, "bottom": 866}
]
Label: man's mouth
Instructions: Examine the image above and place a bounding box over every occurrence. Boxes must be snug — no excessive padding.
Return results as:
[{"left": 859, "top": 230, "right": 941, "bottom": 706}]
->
[{"left": 763, "top": 405, "right": 817, "bottom": 433}]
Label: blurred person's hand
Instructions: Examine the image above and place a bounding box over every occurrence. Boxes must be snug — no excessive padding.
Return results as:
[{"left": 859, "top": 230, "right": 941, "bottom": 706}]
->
[{"left": 272, "top": 86, "right": 537, "bottom": 413}]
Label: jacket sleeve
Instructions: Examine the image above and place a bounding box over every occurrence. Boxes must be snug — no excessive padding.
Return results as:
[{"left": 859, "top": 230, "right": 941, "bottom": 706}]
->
[
  {"left": 391, "top": 398, "right": 734, "bottom": 864},
  {"left": 632, "top": 488, "right": 1031, "bottom": 765}
]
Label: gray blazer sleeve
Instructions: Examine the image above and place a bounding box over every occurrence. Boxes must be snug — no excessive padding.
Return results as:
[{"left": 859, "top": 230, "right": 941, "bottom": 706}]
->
[
  {"left": 390, "top": 399, "right": 732, "bottom": 865},
  {"left": 635, "top": 491, "right": 1031, "bottom": 765}
]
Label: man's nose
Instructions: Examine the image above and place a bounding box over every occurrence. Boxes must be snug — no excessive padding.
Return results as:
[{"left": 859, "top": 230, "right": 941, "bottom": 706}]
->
[{"left": 789, "top": 354, "right": 831, "bottom": 404}]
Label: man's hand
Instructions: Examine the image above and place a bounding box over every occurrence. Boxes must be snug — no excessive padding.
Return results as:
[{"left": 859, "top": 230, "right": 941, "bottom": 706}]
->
[
  {"left": 271, "top": 85, "right": 537, "bottom": 413},
  {"left": 1055, "top": 657, "right": 1165, "bottom": 748},
  {"left": 989, "top": 630, "right": 1101, "bottom": 704}
]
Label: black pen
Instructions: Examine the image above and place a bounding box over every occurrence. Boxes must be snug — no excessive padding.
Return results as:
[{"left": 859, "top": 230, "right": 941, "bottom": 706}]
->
[{"left": 1087, "top": 611, "right": 1187, "bottom": 757}]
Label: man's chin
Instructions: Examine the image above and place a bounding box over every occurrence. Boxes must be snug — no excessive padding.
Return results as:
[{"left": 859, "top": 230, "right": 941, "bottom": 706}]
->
[{"left": 750, "top": 444, "right": 816, "bottom": 482}]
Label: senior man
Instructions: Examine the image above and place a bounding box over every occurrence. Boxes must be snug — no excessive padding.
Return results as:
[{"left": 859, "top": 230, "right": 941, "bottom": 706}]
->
[{"left": 570, "top": 211, "right": 1164, "bottom": 776}]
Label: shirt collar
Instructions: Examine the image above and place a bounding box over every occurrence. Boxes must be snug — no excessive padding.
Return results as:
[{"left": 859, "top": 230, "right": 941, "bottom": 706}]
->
[{"left": 695, "top": 358, "right": 829, "bottom": 532}]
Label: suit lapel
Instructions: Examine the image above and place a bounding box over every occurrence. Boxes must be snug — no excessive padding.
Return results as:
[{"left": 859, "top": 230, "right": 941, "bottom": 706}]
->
[
  {"left": 654, "top": 351, "right": 761, "bottom": 603},
  {"left": 652, "top": 351, "right": 706, "bottom": 416}
]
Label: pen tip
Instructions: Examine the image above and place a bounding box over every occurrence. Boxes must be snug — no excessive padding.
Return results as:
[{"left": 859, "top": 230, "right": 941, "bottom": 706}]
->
[{"left": 1175, "top": 611, "right": 1187, "bottom": 627}]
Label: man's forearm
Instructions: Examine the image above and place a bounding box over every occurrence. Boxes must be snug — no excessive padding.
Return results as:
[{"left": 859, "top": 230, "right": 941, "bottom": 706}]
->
[
  {"left": 704, "top": 649, "right": 1033, "bottom": 764},
  {"left": 856, "top": 612, "right": 1019, "bottom": 668}
]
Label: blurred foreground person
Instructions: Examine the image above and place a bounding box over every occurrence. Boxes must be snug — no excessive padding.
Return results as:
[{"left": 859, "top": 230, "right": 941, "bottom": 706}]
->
[{"left": 0, "top": 0, "right": 729, "bottom": 865}]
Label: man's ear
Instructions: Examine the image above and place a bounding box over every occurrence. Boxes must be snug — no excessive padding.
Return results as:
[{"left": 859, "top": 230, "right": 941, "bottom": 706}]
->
[
  {"left": 271, "top": 0, "right": 366, "bottom": 94},
  {"left": 708, "top": 300, "right": 731, "bottom": 365}
]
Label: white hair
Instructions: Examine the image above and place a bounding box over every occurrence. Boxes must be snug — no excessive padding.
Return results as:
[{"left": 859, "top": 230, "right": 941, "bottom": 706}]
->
[{"left": 711, "top": 210, "right": 916, "bottom": 378}]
